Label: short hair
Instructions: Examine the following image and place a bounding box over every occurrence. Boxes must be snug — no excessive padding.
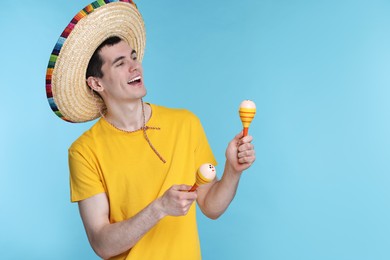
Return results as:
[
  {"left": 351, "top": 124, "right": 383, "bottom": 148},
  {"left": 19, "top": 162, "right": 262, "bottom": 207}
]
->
[{"left": 86, "top": 36, "right": 123, "bottom": 79}]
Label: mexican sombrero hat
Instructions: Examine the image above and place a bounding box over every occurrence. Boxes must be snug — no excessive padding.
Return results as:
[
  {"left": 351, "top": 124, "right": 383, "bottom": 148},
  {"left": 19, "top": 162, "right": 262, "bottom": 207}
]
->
[{"left": 46, "top": 0, "right": 146, "bottom": 123}]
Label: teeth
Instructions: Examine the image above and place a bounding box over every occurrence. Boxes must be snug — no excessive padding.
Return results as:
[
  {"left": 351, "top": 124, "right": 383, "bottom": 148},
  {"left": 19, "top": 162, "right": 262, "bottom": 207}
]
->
[{"left": 128, "top": 76, "right": 141, "bottom": 84}]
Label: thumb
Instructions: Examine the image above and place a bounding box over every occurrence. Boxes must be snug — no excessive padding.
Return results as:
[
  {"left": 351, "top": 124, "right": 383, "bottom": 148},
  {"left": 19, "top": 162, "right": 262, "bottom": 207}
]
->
[
  {"left": 233, "top": 131, "right": 244, "bottom": 142},
  {"left": 174, "top": 184, "right": 192, "bottom": 191}
]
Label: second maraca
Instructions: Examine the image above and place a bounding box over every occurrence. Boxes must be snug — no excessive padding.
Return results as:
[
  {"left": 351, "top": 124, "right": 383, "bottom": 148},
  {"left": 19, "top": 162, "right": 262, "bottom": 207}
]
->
[{"left": 188, "top": 163, "right": 216, "bottom": 192}]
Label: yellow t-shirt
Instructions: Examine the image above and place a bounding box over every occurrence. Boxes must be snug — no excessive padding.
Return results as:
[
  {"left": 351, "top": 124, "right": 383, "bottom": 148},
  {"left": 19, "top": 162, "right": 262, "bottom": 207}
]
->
[{"left": 69, "top": 104, "right": 217, "bottom": 260}]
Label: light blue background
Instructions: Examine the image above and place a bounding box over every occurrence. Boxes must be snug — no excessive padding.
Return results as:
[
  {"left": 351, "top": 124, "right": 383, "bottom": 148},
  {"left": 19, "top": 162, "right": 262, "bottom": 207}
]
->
[{"left": 1, "top": 0, "right": 390, "bottom": 259}]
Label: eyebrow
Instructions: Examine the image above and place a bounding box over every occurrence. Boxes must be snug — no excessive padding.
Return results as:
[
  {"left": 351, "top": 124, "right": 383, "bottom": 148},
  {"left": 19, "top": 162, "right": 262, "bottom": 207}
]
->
[
  {"left": 112, "top": 56, "right": 125, "bottom": 66},
  {"left": 111, "top": 50, "right": 136, "bottom": 66}
]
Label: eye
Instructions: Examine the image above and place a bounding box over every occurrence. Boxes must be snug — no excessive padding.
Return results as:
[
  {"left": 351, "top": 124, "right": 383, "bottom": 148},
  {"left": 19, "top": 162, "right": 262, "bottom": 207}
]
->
[
  {"left": 115, "top": 61, "right": 124, "bottom": 67},
  {"left": 131, "top": 50, "right": 137, "bottom": 61}
]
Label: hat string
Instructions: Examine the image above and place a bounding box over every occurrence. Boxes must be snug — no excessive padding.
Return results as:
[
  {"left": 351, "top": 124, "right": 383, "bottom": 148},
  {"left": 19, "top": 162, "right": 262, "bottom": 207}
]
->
[
  {"left": 91, "top": 89, "right": 166, "bottom": 163},
  {"left": 139, "top": 99, "right": 167, "bottom": 163}
]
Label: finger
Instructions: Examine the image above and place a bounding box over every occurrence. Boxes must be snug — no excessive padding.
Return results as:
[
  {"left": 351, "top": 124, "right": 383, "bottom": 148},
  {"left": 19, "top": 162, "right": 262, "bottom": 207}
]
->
[
  {"left": 238, "top": 155, "right": 256, "bottom": 164},
  {"left": 238, "top": 143, "right": 254, "bottom": 152},
  {"left": 185, "top": 191, "right": 198, "bottom": 200},
  {"left": 173, "top": 184, "right": 192, "bottom": 191},
  {"left": 177, "top": 190, "right": 198, "bottom": 200},
  {"left": 238, "top": 149, "right": 255, "bottom": 158},
  {"left": 243, "top": 135, "right": 253, "bottom": 143},
  {"left": 185, "top": 197, "right": 198, "bottom": 209},
  {"left": 180, "top": 205, "right": 193, "bottom": 216},
  {"left": 232, "top": 131, "right": 244, "bottom": 143},
  {"left": 236, "top": 131, "right": 244, "bottom": 139},
  {"left": 238, "top": 135, "right": 253, "bottom": 145}
]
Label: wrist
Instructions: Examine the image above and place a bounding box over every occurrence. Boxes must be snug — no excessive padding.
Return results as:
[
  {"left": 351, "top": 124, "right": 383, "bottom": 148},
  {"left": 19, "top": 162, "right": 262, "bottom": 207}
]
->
[
  {"left": 151, "top": 197, "right": 167, "bottom": 220},
  {"left": 225, "top": 160, "right": 243, "bottom": 176}
]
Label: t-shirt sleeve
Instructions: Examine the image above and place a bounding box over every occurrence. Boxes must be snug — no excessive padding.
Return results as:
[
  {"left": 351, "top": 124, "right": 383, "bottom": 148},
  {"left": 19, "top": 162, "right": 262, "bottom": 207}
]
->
[
  {"left": 192, "top": 114, "right": 218, "bottom": 169},
  {"left": 68, "top": 145, "right": 105, "bottom": 203}
]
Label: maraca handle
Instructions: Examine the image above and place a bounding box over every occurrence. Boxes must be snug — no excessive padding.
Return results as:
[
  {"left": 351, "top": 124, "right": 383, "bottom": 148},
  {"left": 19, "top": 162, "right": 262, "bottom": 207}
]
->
[
  {"left": 188, "top": 184, "right": 198, "bottom": 192},
  {"left": 243, "top": 127, "right": 249, "bottom": 137}
]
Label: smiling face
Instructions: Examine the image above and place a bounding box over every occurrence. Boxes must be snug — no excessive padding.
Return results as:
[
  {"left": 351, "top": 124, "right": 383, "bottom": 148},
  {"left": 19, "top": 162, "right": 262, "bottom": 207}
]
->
[{"left": 87, "top": 39, "right": 146, "bottom": 107}]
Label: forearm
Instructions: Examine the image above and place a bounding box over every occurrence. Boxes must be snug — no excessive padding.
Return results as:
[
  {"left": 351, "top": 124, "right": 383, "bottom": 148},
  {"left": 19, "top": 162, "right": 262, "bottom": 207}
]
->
[
  {"left": 86, "top": 198, "right": 165, "bottom": 259},
  {"left": 199, "top": 161, "right": 242, "bottom": 219}
]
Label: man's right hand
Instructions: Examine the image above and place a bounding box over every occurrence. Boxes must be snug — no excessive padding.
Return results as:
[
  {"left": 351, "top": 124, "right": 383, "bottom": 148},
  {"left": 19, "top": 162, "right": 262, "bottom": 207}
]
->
[{"left": 157, "top": 185, "right": 198, "bottom": 217}]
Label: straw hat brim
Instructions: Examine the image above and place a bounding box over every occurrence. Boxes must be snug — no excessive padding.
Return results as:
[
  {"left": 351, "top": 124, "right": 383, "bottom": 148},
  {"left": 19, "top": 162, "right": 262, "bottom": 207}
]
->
[{"left": 46, "top": 0, "right": 146, "bottom": 123}]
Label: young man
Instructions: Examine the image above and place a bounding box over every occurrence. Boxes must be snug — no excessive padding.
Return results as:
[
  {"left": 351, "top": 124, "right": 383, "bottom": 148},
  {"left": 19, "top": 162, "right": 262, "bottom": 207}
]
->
[{"left": 46, "top": 1, "right": 255, "bottom": 259}]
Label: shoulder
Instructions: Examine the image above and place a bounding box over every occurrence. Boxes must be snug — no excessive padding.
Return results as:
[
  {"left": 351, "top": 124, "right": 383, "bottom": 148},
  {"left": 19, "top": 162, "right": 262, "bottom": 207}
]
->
[
  {"left": 151, "top": 103, "right": 200, "bottom": 123},
  {"left": 69, "top": 120, "right": 102, "bottom": 153}
]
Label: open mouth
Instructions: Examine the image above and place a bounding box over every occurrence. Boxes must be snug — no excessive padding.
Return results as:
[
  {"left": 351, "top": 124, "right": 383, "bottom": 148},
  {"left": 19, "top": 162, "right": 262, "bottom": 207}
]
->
[{"left": 127, "top": 76, "right": 142, "bottom": 85}]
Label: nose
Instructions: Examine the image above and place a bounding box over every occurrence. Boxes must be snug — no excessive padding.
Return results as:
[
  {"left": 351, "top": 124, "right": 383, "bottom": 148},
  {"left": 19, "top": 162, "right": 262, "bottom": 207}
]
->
[{"left": 128, "top": 59, "right": 139, "bottom": 72}]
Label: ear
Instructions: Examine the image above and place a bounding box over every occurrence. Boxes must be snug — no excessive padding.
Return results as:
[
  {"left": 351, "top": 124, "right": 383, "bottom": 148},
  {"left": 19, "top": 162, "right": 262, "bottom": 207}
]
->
[{"left": 86, "top": 76, "right": 104, "bottom": 93}]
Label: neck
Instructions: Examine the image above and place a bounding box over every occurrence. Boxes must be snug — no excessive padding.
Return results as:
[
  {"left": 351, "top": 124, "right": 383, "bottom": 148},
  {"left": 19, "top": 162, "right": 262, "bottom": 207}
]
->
[{"left": 104, "top": 100, "right": 151, "bottom": 132}]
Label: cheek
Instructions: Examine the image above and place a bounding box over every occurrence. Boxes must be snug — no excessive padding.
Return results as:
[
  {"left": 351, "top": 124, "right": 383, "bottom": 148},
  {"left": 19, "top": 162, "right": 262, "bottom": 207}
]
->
[{"left": 104, "top": 70, "right": 122, "bottom": 83}]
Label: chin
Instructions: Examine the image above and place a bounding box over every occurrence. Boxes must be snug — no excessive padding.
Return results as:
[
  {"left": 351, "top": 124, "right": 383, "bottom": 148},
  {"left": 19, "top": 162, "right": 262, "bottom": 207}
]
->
[{"left": 140, "top": 86, "right": 147, "bottom": 97}]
